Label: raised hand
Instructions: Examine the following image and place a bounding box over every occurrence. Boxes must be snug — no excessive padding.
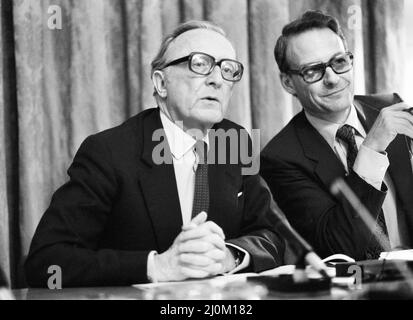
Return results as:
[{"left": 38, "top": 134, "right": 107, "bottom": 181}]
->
[{"left": 363, "top": 103, "right": 413, "bottom": 153}]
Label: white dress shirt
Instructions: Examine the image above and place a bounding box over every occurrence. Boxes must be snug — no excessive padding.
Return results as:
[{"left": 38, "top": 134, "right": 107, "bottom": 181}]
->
[
  {"left": 305, "top": 105, "right": 401, "bottom": 248},
  {"left": 161, "top": 111, "right": 208, "bottom": 225},
  {"left": 146, "top": 111, "right": 250, "bottom": 282}
]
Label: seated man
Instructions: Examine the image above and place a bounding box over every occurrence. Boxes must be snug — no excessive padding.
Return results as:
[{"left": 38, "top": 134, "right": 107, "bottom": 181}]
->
[
  {"left": 261, "top": 11, "right": 413, "bottom": 261},
  {"left": 25, "top": 20, "right": 285, "bottom": 287}
]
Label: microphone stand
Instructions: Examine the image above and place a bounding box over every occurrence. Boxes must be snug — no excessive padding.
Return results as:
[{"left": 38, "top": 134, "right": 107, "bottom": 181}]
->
[
  {"left": 247, "top": 198, "right": 332, "bottom": 293},
  {"left": 269, "top": 201, "right": 330, "bottom": 280},
  {"left": 330, "top": 178, "right": 413, "bottom": 294}
]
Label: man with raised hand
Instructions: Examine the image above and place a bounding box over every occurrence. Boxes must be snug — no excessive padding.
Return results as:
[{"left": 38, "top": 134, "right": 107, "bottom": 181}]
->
[{"left": 261, "top": 11, "right": 413, "bottom": 261}]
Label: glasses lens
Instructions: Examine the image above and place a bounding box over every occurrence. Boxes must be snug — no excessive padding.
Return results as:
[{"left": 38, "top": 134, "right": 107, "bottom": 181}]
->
[
  {"left": 221, "top": 60, "right": 243, "bottom": 81},
  {"left": 190, "top": 53, "right": 213, "bottom": 75},
  {"left": 302, "top": 64, "right": 325, "bottom": 83},
  {"left": 331, "top": 53, "right": 353, "bottom": 73}
]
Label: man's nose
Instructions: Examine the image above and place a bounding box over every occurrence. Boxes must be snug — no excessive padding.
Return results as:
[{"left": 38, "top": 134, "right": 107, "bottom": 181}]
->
[
  {"left": 206, "top": 65, "right": 224, "bottom": 87},
  {"left": 323, "top": 66, "right": 340, "bottom": 86}
]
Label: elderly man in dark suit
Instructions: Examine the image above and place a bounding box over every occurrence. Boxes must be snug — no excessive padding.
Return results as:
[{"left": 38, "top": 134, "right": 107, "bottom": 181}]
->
[
  {"left": 25, "top": 20, "right": 285, "bottom": 287},
  {"left": 261, "top": 11, "right": 413, "bottom": 261}
]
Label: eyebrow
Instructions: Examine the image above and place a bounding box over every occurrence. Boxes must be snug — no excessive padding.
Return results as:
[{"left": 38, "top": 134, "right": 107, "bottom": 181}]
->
[{"left": 299, "top": 51, "right": 345, "bottom": 68}]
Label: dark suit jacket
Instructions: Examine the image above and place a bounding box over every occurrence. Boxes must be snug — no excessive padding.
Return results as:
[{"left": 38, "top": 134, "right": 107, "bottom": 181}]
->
[
  {"left": 25, "top": 108, "right": 285, "bottom": 287},
  {"left": 261, "top": 94, "right": 413, "bottom": 261}
]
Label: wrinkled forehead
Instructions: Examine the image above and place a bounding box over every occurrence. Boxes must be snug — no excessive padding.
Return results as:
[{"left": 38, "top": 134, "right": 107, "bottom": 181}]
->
[
  {"left": 164, "top": 29, "right": 237, "bottom": 62},
  {"left": 286, "top": 28, "right": 346, "bottom": 67}
]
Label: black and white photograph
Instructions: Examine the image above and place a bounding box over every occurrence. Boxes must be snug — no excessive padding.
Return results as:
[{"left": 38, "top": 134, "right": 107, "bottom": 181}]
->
[{"left": 1, "top": 0, "right": 413, "bottom": 304}]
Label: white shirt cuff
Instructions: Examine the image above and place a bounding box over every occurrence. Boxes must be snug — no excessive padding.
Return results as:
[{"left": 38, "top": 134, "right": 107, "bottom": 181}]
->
[
  {"left": 353, "top": 144, "right": 389, "bottom": 190},
  {"left": 225, "top": 243, "right": 251, "bottom": 274},
  {"left": 146, "top": 250, "right": 158, "bottom": 283}
]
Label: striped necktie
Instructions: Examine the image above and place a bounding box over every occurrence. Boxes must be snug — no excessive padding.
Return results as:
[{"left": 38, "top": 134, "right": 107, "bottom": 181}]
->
[
  {"left": 336, "top": 124, "right": 358, "bottom": 170},
  {"left": 336, "top": 124, "right": 391, "bottom": 258},
  {"left": 191, "top": 140, "right": 209, "bottom": 218}
]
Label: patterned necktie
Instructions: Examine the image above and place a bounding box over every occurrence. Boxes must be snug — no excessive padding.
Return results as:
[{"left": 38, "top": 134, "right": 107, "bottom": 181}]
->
[
  {"left": 191, "top": 140, "right": 209, "bottom": 218},
  {"left": 366, "top": 209, "right": 391, "bottom": 259},
  {"left": 336, "top": 124, "right": 358, "bottom": 171},
  {"left": 336, "top": 124, "right": 390, "bottom": 258}
]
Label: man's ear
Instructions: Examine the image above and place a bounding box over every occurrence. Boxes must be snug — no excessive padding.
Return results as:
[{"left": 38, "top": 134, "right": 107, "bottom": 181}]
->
[
  {"left": 152, "top": 70, "right": 167, "bottom": 99},
  {"left": 280, "top": 73, "right": 297, "bottom": 97}
]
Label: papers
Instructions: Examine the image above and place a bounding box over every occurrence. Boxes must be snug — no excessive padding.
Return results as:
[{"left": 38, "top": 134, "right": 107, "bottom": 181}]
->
[
  {"left": 134, "top": 273, "right": 268, "bottom": 300},
  {"left": 133, "top": 263, "right": 358, "bottom": 299},
  {"left": 259, "top": 264, "right": 295, "bottom": 276},
  {"left": 134, "top": 254, "right": 361, "bottom": 296},
  {"left": 379, "top": 249, "right": 413, "bottom": 261},
  {"left": 134, "top": 263, "right": 340, "bottom": 291},
  {"left": 134, "top": 272, "right": 258, "bottom": 290},
  {"left": 134, "top": 264, "right": 332, "bottom": 291},
  {"left": 261, "top": 264, "right": 337, "bottom": 278}
]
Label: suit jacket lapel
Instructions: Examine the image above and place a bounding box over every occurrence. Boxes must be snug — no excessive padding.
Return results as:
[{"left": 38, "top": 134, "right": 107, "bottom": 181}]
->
[
  {"left": 295, "top": 111, "right": 346, "bottom": 191},
  {"left": 208, "top": 163, "right": 239, "bottom": 231},
  {"left": 207, "top": 125, "right": 241, "bottom": 233},
  {"left": 387, "top": 137, "right": 413, "bottom": 215},
  {"left": 137, "top": 108, "right": 183, "bottom": 252}
]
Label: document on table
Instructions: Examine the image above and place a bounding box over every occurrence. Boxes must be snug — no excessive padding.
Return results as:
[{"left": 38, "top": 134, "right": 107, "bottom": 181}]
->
[
  {"left": 133, "top": 272, "right": 259, "bottom": 290},
  {"left": 379, "top": 249, "right": 413, "bottom": 261},
  {"left": 133, "top": 264, "right": 332, "bottom": 290}
]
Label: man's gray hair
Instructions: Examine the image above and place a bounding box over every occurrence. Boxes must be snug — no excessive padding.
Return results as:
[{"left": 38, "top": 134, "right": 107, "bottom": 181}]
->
[
  {"left": 151, "top": 20, "right": 227, "bottom": 101},
  {"left": 151, "top": 20, "right": 226, "bottom": 75}
]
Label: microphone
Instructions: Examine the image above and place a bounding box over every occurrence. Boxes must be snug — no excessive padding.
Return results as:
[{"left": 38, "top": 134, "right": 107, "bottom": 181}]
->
[
  {"left": 269, "top": 200, "right": 330, "bottom": 279},
  {"left": 330, "top": 178, "right": 388, "bottom": 249},
  {"left": 330, "top": 177, "right": 413, "bottom": 290}
]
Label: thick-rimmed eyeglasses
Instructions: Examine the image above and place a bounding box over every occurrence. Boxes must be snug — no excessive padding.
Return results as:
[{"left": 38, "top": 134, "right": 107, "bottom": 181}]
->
[
  {"left": 288, "top": 52, "right": 354, "bottom": 84},
  {"left": 161, "top": 52, "right": 244, "bottom": 82}
]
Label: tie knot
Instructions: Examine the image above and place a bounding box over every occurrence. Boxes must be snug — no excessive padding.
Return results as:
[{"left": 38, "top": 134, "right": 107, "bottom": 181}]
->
[
  {"left": 336, "top": 124, "right": 355, "bottom": 143},
  {"left": 194, "top": 140, "right": 208, "bottom": 164},
  {"left": 336, "top": 124, "right": 358, "bottom": 171}
]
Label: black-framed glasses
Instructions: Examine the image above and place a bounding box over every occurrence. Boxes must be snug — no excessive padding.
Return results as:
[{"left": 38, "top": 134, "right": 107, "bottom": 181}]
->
[
  {"left": 161, "top": 52, "right": 244, "bottom": 82},
  {"left": 288, "top": 51, "right": 354, "bottom": 84}
]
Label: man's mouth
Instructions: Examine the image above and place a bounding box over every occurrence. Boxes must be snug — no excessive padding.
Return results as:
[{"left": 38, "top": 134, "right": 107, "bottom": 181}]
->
[
  {"left": 322, "top": 86, "right": 347, "bottom": 97},
  {"left": 202, "top": 96, "right": 220, "bottom": 103}
]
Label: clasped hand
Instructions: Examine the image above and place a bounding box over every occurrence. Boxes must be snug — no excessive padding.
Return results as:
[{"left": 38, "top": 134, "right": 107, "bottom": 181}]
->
[{"left": 153, "top": 212, "right": 236, "bottom": 282}]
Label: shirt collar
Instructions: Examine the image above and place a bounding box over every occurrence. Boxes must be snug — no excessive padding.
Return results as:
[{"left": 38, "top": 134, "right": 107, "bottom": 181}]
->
[
  {"left": 304, "top": 104, "right": 366, "bottom": 149},
  {"left": 160, "top": 110, "right": 209, "bottom": 160}
]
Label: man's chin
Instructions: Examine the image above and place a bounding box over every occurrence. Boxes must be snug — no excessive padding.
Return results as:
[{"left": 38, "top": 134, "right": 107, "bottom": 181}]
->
[
  {"left": 196, "top": 110, "right": 224, "bottom": 125},
  {"left": 183, "top": 113, "right": 224, "bottom": 135},
  {"left": 320, "top": 94, "right": 352, "bottom": 109}
]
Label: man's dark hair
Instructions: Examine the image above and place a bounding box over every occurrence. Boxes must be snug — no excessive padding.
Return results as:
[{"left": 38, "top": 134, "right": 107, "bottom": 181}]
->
[{"left": 274, "top": 10, "right": 347, "bottom": 73}]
